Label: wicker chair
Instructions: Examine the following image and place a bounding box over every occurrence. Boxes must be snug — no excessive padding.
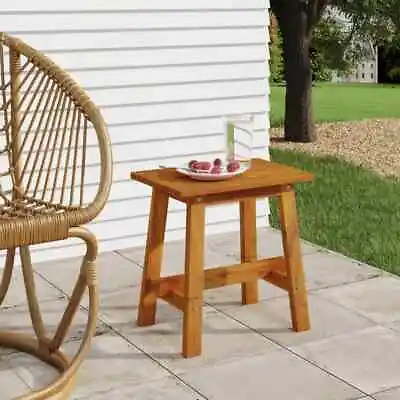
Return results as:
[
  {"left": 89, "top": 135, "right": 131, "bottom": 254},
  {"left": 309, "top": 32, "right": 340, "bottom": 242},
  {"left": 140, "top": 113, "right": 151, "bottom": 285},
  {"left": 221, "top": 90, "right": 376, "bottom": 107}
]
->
[{"left": 0, "top": 33, "right": 112, "bottom": 399}]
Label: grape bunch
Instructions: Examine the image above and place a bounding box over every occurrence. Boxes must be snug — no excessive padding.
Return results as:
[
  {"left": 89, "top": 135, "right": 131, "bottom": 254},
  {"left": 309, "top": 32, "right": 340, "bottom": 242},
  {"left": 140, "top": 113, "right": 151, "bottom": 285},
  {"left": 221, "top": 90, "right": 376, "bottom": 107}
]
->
[{"left": 188, "top": 158, "right": 240, "bottom": 174}]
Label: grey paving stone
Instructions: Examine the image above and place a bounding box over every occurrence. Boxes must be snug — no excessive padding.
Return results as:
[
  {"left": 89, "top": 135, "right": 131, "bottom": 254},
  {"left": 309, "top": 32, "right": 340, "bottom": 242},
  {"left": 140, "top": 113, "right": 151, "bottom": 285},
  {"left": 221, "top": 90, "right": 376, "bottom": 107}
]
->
[
  {"left": 303, "top": 251, "right": 381, "bottom": 292},
  {"left": 119, "top": 306, "right": 279, "bottom": 374},
  {"left": 35, "top": 251, "right": 143, "bottom": 298},
  {"left": 0, "top": 297, "right": 109, "bottom": 346},
  {"left": 118, "top": 238, "right": 238, "bottom": 275},
  {"left": 180, "top": 349, "right": 363, "bottom": 400},
  {"left": 97, "top": 286, "right": 179, "bottom": 330},
  {"left": 316, "top": 276, "right": 400, "bottom": 324},
  {"left": 292, "top": 326, "right": 400, "bottom": 395},
  {"left": 0, "top": 268, "right": 62, "bottom": 308},
  {"left": 11, "top": 334, "right": 170, "bottom": 398},
  {"left": 207, "top": 227, "right": 318, "bottom": 259},
  {"left": 0, "top": 359, "right": 30, "bottom": 398},
  {"left": 71, "top": 376, "right": 205, "bottom": 400},
  {"left": 373, "top": 386, "right": 400, "bottom": 399},
  {"left": 218, "top": 293, "right": 376, "bottom": 348}
]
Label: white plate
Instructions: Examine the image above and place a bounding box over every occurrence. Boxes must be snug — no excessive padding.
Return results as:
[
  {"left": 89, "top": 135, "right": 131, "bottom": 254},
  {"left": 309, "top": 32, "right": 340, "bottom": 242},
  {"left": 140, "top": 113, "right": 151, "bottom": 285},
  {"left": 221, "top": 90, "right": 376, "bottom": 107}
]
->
[{"left": 176, "top": 166, "right": 247, "bottom": 181}]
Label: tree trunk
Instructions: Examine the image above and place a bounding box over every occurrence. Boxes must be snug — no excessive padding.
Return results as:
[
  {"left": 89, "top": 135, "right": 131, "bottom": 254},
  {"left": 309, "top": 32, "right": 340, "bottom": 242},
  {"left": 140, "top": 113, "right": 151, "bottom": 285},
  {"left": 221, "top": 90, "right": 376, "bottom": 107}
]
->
[{"left": 278, "top": 10, "right": 316, "bottom": 142}]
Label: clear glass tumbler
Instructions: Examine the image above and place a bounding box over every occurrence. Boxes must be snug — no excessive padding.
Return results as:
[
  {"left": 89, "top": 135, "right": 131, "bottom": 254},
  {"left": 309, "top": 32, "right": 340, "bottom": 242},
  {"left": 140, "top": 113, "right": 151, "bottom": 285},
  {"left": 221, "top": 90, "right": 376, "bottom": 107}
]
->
[{"left": 223, "top": 114, "right": 254, "bottom": 171}]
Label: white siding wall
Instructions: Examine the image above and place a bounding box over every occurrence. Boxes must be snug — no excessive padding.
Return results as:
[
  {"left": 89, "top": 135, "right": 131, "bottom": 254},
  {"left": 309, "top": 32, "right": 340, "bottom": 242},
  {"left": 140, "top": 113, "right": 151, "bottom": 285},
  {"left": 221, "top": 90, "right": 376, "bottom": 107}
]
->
[{"left": 0, "top": 0, "right": 270, "bottom": 263}]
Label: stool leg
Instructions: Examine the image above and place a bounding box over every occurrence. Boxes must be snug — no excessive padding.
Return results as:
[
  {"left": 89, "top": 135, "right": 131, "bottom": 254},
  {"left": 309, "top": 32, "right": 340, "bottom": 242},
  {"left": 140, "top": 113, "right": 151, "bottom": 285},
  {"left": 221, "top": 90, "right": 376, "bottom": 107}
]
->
[
  {"left": 240, "top": 199, "right": 259, "bottom": 305},
  {"left": 278, "top": 189, "right": 310, "bottom": 332},
  {"left": 182, "top": 203, "right": 205, "bottom": 358},
  {"left": 137, "top": 188, "right": 169, "bottom": 327}
]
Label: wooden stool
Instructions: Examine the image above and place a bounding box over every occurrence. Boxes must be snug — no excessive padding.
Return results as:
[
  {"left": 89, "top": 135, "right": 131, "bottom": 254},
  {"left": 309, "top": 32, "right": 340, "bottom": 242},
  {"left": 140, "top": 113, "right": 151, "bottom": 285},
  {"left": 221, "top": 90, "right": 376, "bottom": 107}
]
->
[{"left": 131, "top": 158, "right": 313, "bottom": 358}]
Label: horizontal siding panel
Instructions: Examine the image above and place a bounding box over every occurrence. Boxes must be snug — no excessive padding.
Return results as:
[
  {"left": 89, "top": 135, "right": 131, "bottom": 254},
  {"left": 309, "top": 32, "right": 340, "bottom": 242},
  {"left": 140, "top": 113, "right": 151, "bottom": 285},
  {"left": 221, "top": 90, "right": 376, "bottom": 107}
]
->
[
  {"left": 47, "top": 45, "right": 267, "bottom": 71},
  {"left": 102, "top": 114, "right": 269, "bottom": 144},
  {"left": 89, "top": 79, "right": 267, "bottom": 107},
  {"left": 23, "top": 79, "right": 267, "bottom": 108},
  {"left": 68, "top": 62, "right": 267, "bottom": 88},
  {"left": 98, "top": 96, "right": 267, "bottom": 125},
  {"left": 0, "top": 0, "right": 266, "bottom": 13},
  {"left": 22, "top": 115, "right": 269, "bottom": 150},
  {"left": 111, "top": 131, "right": 268, "bottom": 164},
  {"left": 4, "top": 11, "right": 268, "bottom": 33},
  {"left": 18, "top": 29, "right": 266, "bottom": 52}
]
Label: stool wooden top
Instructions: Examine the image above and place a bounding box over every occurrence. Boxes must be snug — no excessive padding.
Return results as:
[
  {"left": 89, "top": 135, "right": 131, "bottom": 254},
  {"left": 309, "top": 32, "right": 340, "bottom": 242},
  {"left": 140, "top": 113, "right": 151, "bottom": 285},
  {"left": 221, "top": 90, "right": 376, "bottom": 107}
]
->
[{"left": 131, "top": 158, "right": 312, "bottom": 202}]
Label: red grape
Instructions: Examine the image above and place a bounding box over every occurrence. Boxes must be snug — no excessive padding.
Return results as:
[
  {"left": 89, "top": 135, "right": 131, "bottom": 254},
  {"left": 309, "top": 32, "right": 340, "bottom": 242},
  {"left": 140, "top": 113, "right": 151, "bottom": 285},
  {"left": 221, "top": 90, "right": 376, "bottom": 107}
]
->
[
  {"left": 193, "top": 161, "right": 212, "bottom": 171},
  {"left": 188, "top": 160, "right": 197, "bottom": 169},
  {"left": 227, "top": 160, "right": 240, "bottom": 172},
  {"left": 213, "top": 158, "right": 222, "bottom": 167},
  {"left": 210, "top": 166, "right": 221, "bottom": 174}
]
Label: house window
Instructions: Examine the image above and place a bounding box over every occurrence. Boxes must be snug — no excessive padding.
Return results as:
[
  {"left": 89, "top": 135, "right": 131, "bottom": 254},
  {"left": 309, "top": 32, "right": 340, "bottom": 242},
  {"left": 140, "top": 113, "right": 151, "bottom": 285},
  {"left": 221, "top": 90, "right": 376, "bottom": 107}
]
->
[
  {"left": 371, "top": 73, "right": 374, "bottom": 79},
  {"left": 371, "top": 63, "right": 374, "bottom": 69},
  {"left": 362, "top": 73, "right": 365, "bottom": 79},
  {"left": 362, "top": 63, "right": 365, "bottom": 69},
  {"left": 355, "top": 73, "right": 359, "bottom": 79}
]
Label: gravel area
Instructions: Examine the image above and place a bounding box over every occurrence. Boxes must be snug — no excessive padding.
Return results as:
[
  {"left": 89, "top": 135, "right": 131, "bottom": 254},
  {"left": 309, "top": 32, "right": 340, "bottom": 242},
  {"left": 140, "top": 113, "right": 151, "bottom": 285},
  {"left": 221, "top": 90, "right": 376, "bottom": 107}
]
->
[{"left": 270, "top": 118, "right": 400, "bottom": 177}]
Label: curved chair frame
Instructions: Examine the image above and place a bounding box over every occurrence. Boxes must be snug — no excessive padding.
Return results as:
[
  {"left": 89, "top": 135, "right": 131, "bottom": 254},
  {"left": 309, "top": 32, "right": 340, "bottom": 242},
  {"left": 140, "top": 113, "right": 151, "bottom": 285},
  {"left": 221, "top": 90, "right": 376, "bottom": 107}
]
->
[{"left": 0, "top": 33, "right": 113, "bottom": 399}]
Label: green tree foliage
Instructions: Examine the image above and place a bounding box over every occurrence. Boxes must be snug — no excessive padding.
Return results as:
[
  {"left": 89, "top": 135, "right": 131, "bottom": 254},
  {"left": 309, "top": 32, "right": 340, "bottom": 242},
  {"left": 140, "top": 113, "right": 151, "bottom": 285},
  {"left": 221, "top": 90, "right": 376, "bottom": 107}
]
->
[
  {"left": 311, "top": 13, "right": 374, "bottom": 80},
  {"left": 270, "top": 29, "right": 284, "bottom": 83}
]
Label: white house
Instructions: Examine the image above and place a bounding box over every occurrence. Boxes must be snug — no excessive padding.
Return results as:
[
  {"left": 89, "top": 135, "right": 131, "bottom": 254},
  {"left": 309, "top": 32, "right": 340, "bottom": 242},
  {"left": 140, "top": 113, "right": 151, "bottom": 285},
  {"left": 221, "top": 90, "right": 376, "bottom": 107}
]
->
[
  {"left": 0, "top": 0, "right": 271, "bottom": 263},
  {"left": 329, "top": 7, "right": 378, "bottom": 84},
  {"left": 342, "top": 47, "right": 378, "bottom": 84}
]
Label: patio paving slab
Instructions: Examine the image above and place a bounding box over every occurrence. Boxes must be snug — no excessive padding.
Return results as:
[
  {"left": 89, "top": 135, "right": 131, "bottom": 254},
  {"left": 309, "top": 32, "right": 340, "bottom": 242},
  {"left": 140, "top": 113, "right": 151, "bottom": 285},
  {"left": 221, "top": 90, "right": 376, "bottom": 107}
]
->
[
  {"left": 71, "top": 376, "right": 206, "bottom": 400},
  {"left": 0, "top": 360, "right": 30, "bottom": 398},
  {"left": 316, "top": 276, "right": 400, "bottom": 324},
  {"left": 215, "top": 293, "right": 376, "bottom": 348},
  {"left": 117, "top": 306, "right": 280, "bottom": 375},
  {"left": 374, "top": 386, "right": 400, "bottom": 399},
  {"left": 9, "top": 333, "right": 171, "bottom": 399},
  {"left": 97, "top": 286, "right": 179, "bottom": 329},
  {"left": 0, "top": 297, "right": 109, "bottom": 347},
  {"left": 205, "top": 250, "right": 381, "bottom": 309},
  {"left": 301, "top": 251, "right": 381, "bottom": 291},
  {"left": 0, "top": 269, "right": 63, "bottom": 308},
  {"left": 207, "top": 227, "right": 319, "bottom": 258},
  {"left": 34, "top": 251, "right": 144, "bottom": 298},
  {"left": 292, "top": 326, "right": 400, "bottom": 395},
  {"left": 118, "top": 238, "right": 240, "bottom": 274},
  {"left": 180, "top": 348, "right": 364, "bottom": 400}
]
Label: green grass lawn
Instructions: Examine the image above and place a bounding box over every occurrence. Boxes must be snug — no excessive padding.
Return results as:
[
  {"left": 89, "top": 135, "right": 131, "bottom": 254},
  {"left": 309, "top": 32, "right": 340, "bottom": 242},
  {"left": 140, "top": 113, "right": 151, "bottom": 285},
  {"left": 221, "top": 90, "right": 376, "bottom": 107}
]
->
[
  {"left": 271, "top": 83, "right": 400, "bottom": 127},
  {"left": 269, "top": 148, "right": 400, "bottom": 275}
]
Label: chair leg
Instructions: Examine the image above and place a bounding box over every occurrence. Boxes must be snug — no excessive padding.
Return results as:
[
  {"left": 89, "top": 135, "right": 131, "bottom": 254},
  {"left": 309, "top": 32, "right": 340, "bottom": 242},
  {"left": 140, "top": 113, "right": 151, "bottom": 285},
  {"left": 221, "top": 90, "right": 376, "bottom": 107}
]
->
[
  {"left": 0, "top": 227, "right": 99, "bottom": 400},
  {"left": 240, "top": 199, "right": 258, "bottom": 305},
  {"left": 49, "top": 226, "right": 99, "bottom": 354},
  {"left": 137, "top": 188, "right": 169, "bottom": 327},
  {"left": 0, "top": 248, "right": 16, "bottom": 306},
  {"left": 41, "top": 226, "right": 99, "bottom": 399},
  {"left": 182, "top": 203, "right": 205, "bottom": 358},
  {"left": 278, "top": 189, "right": 310, "bottom": 332},
  {"left": 20, "top": 246, "right": 47, "bottom": 341},
  {"left": 49, "top": 228, "right": 96, "bottom": 352}
]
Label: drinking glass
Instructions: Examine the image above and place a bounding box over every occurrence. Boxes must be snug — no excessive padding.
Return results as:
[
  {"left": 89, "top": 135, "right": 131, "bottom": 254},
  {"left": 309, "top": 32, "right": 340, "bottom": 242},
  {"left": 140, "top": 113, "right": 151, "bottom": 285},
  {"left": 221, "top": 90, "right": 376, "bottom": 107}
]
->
[{"left": 223, "top": 114, "right": 254, "bottom": 171}]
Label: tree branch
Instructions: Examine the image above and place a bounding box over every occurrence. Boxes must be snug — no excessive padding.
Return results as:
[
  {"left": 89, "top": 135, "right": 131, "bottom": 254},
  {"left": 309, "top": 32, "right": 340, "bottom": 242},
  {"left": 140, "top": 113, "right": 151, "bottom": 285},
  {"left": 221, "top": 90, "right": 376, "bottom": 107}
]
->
[
  {"left": 307, "top": 0, "right": 331, "bottom": 35},
  {"left": 270, "top": 0, "right": 285, "bottom": 19}
]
